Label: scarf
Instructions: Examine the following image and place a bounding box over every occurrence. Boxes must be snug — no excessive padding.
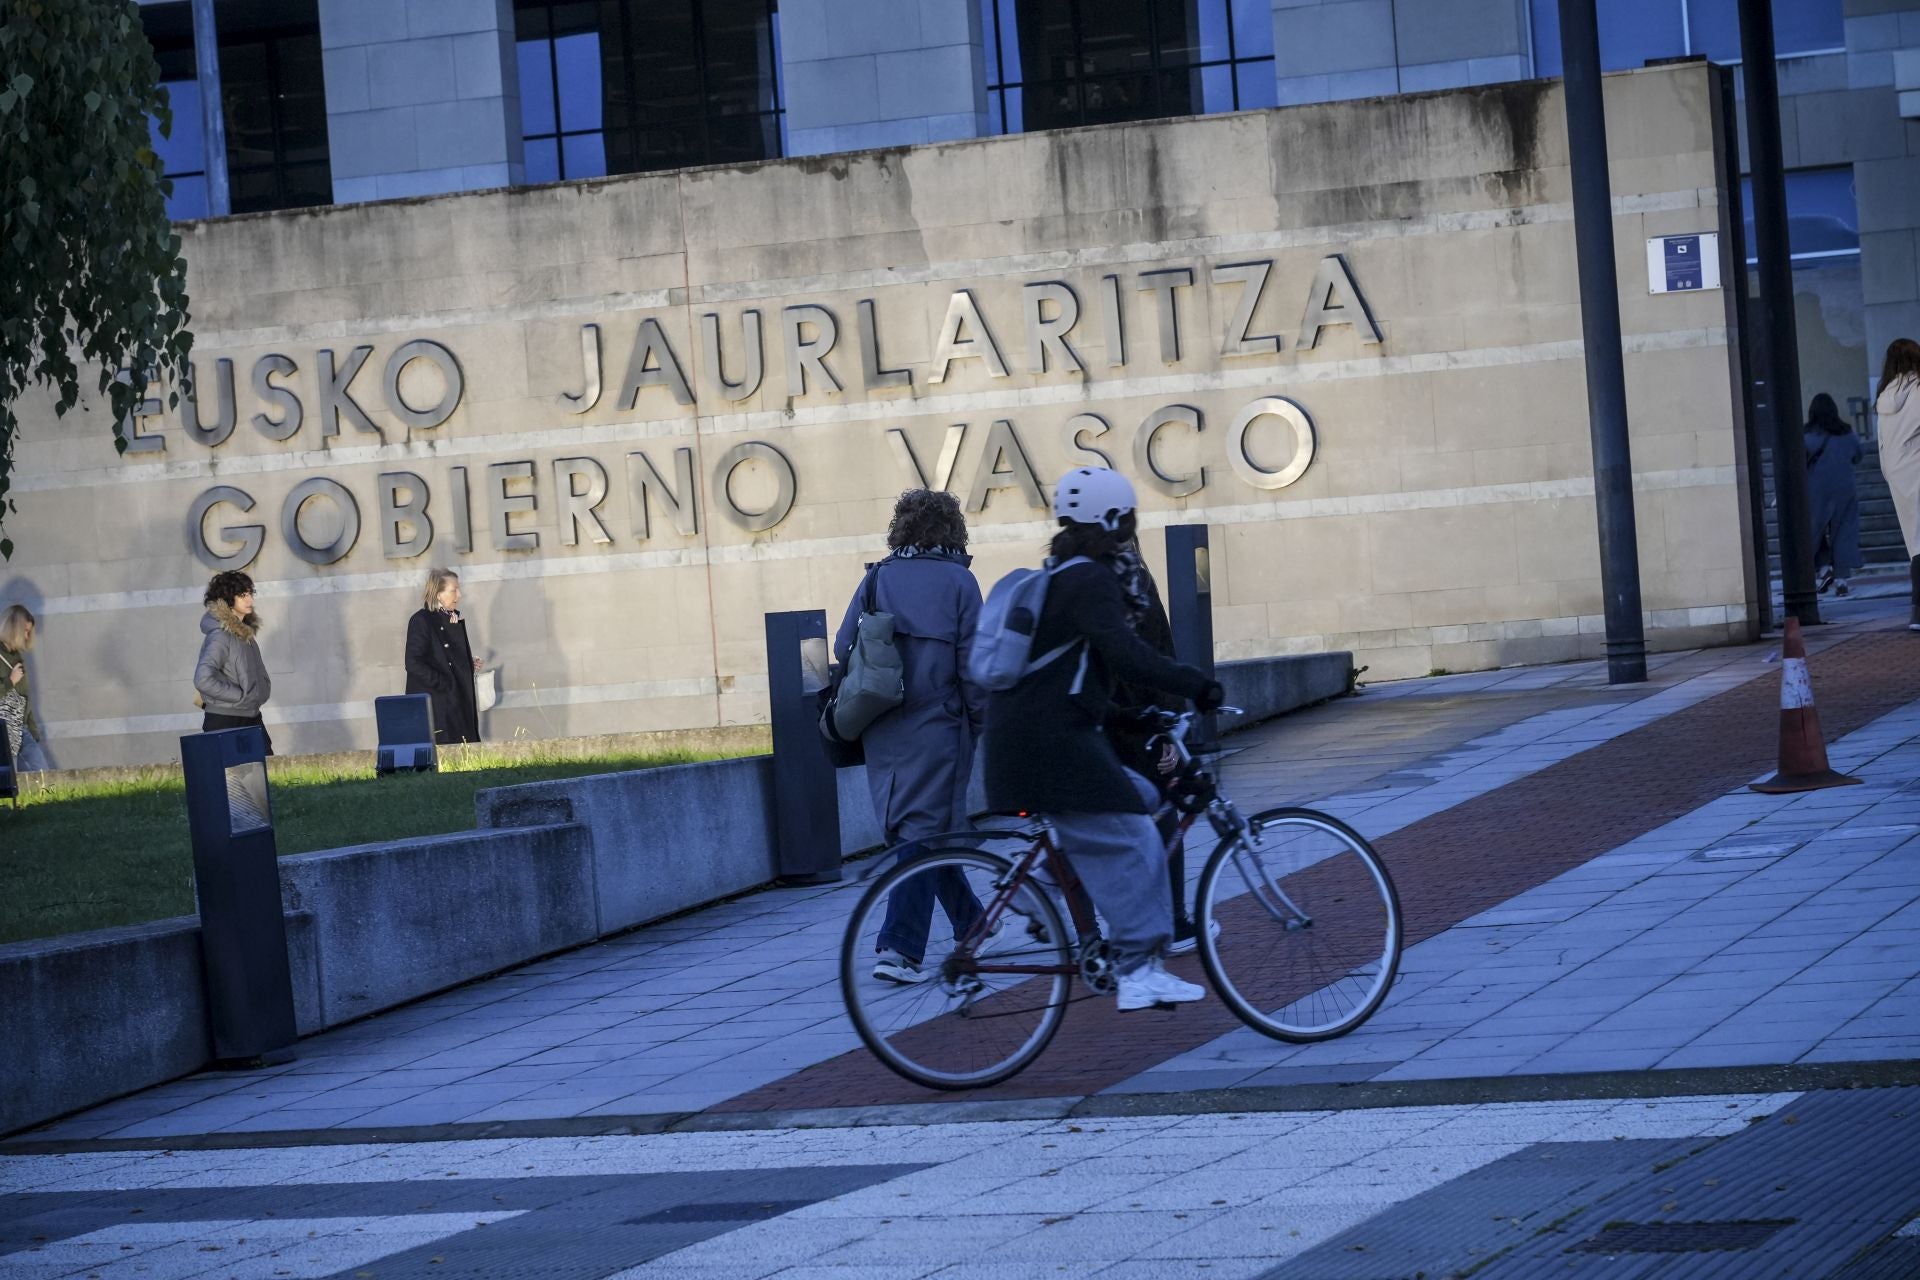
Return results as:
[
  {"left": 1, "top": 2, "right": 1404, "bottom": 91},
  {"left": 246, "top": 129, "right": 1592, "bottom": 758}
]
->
[
  {"left": 891, "top": 544, "right": 964, "bottom": 560},
  {"left": 1110, "top": 541, "right": 1154, "bottom": 625}
]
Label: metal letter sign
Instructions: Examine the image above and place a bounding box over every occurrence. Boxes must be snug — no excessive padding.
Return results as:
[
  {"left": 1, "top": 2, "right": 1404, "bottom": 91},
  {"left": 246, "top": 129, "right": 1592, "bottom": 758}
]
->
[{"left": 1646, "top": 233, "right": 1721, "bottom": 294}]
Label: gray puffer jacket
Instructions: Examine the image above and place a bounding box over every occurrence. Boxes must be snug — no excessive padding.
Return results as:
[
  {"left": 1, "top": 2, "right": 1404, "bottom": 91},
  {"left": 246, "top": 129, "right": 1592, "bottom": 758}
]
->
[{"left": 194, "top": 601, "right": 271, "bottom": 716}]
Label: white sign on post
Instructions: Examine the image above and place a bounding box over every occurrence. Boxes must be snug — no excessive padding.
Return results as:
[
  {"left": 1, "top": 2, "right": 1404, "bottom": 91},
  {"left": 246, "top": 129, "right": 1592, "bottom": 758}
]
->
[{"left": 1646, "top": 233, "right": 1721, "bottom": 294}]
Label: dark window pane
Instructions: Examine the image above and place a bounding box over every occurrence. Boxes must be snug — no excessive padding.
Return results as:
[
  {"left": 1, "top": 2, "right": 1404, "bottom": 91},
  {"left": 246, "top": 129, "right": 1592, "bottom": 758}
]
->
[
  {"left": 620, "top": 0, "right": 700, "bottom": 110},
  {"left": 562, "top": 130, "right": 607, "bottom": 177},
  {"left": 152, "top": 79, "right": 205, "bottom": 176},
  {"left": 1083, "top": 71, "right": 1155, "bottom": 123},
  {"left": 514, "top": 0, "right": 551, "bottom": 41},
  {"left": 525, "top": 135, "right": 560, "bottom": 182},
  {"left": 1078, "top": 0, "right": 1155, "bottom": 76},
  {"left": 518, "top": 39, "right": 557, "bottom": 135},
  {"left": 273, "top": 35, "right": 331, "bottom": 164},
  {"left": 1232, "top": 0, "right": 1274, "bottom": 60},
  {"left": 1235, "top": 59, "right": 1276, "bottom": 109},
  {"left": 705, "top": 0, "right": 780, "bottom": 114},
  {"left": 1023, "top": 78, "right": 1082, "bottom": 131},
  {"left": 554, "top": 29, "right": 603, "bottom": 129},
  {"left": 278, "top": 159, "right": 332, "bottom": 207},
  {"left": 229, "top": 164, "right": 279, "bottom": 214},
  {"left": 1151, "top": 0, "right": 1202, "bottom": 66},
  {"left": 1016, "top": 0, "right": 1079, "bottom": 86},
  {"left": 220, "top": 42, "right": 275, "bottom": 171},
  {"left": 166, "top": 173, "right": 210, "bottom": 220}
]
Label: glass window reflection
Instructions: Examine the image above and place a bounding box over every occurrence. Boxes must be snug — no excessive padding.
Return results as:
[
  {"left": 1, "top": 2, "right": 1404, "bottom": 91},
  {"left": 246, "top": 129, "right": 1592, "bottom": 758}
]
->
[
  {"left": 514, "top": 0, "right": 782, "bottom": 178},
  {"left": 982, "top": 0, "right": 1278, "bottom": 133}
]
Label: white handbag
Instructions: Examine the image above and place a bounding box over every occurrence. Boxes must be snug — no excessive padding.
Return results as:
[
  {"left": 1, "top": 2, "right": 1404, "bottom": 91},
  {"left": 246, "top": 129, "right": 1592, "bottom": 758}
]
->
[{"left": 475, "top": 666, "right": 499, "bottom": 713}]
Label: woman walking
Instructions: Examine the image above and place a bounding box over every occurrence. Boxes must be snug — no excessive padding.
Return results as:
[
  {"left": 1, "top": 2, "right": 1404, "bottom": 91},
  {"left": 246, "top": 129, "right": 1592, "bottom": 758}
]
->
[
  {"left": 835, "top": 490, "right": 988, "bottom": 984},
  {"left": 194, "top": 571, "right": 273, "bottom": 753},
  {"left": 1877, "top": 339, "right": 1920, "bottom": 630},
  {"left": 405, "top": 567, "right": 482, "bottom": 744},
  {"left": 0, "top": 605, "right": 48, "bottom": 772},
  {"left": 1804, "top": 392, "right": 1864, "bottom": 597}
]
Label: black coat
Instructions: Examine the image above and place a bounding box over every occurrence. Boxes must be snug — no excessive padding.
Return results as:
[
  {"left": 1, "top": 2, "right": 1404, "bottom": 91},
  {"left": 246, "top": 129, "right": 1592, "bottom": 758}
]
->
[
  {"left": 405, "top": 608, "right": 480, "bottom": 744},
  {"left": 983, "top": 559, "right": 1210, "bottom": 815}
]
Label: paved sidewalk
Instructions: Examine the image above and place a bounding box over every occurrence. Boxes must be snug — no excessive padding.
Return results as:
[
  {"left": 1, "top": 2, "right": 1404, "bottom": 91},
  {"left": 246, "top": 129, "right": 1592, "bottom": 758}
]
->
[{"left": 11, "top": 608, "right": 1920, "bottom": 1145}]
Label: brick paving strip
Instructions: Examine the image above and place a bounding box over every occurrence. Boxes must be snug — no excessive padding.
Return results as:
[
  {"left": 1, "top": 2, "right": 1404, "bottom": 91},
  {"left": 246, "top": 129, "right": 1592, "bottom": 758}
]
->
[{"left": 718, "top": 628, "right": 1920, "bottom": 1113}]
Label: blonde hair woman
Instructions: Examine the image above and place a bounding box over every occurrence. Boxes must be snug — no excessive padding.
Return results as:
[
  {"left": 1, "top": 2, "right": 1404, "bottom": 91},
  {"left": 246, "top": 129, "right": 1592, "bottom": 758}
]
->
[
  {"left": 0, "top": 604, "right": 48, "bottom": 771},
  {"left": 404, "top": 567, "right": 482, "bottom": 743}
]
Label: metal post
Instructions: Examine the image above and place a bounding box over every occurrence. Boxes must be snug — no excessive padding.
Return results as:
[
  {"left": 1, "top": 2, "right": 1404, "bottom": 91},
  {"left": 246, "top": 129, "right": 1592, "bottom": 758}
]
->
[
  {"left": 764, "top": 610, "right": 841, "bottom": 885},
  {"left": 1557, "top": 0, "right": 1648, "bottom": 685},
  {"left": 1739, "top": 0, "right": 1819, "bottom": 627},
  {"left": 1716, "top": 65, "right": 1774, "bottom": 636},
  {"left": 189, "top": 0, "right": 229, "bottom": 217},
  {"left": 181, "top": 726, "right": 296, "bottom": 1061},
  {"left": 1163, "top": 524, "right": 1219, "bottom": 749}
]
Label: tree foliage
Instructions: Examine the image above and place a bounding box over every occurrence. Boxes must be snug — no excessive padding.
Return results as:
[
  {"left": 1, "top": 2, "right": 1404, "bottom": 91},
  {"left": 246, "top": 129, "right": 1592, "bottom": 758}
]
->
[{"left": 0, "top": 0, "right": 193, "bottom": 559}]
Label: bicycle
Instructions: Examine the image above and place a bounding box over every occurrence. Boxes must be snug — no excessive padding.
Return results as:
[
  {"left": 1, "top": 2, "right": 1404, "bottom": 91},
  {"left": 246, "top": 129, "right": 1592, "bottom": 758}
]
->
[{"left": 839, "top": 707, "right": 1404, "bottom": 1090}]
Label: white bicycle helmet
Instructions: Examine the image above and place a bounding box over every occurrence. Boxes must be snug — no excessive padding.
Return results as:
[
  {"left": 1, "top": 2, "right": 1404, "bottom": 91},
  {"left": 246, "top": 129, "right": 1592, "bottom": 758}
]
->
[{"left": 1052, "top": 467, "right": 1137, "bottom": 531}]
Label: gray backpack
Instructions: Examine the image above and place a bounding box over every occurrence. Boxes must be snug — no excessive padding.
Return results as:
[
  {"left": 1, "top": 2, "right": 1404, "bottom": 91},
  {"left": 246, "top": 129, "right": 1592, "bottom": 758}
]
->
[
  {"left": 967, "top": 556, "right": 1089, "bottom": 692},
  {"left": 826, "top": 566, "right": 904, "bottom": 740}
]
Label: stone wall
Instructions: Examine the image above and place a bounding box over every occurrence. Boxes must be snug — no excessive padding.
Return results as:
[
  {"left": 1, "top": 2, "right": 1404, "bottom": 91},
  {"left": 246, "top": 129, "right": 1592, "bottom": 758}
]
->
[{"left": 3, "top": 65, "right": 1755, "bottom": 768}]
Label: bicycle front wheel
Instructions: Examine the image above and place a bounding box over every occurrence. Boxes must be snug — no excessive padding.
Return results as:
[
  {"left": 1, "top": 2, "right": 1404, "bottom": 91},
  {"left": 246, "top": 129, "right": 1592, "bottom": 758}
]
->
[
  {"left": 840, "top": 846, "right": 1073, "bottom": 1090},
  {"left": 1197, "top": 807, "right": 1402, "bottom": 1042}
]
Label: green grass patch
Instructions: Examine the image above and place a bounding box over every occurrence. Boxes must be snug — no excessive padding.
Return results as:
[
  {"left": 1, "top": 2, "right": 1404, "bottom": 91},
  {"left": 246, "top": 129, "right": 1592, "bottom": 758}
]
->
[{"left": 0, "top": 744, "right": 750, "bottom": 947}]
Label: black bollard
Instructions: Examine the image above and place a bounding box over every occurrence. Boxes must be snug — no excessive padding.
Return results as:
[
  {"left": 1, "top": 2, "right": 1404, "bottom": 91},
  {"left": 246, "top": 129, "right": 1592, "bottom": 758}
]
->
[
  {"left": 181, "top": 725, "right": 297, "bottom": 1062},
  {"left": 764, "top": 609, "right": 842, "bottom": 885},
  {"left": 1164, "top": 524, "right": 1219, "bottom": 751},
  {"left": 374, "top": 693, "right": 437, "bottom": 775}
]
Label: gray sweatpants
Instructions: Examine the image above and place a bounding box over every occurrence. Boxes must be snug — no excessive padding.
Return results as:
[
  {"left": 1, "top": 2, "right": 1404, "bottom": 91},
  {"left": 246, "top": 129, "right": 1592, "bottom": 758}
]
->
[{"left": 1045, "top": 769, "right": 1172, "bottom": 976}]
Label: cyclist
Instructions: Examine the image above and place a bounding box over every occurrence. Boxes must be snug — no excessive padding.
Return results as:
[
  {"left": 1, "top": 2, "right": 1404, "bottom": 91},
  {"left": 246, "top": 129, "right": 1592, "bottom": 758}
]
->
[{"left": 981, "top": 467, "right": 1226, "bottom": 1012}]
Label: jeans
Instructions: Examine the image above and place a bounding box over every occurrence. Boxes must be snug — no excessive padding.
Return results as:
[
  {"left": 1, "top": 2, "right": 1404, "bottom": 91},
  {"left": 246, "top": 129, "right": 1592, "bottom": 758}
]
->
[
  {"left": 12, "top": 729, "right": 47, "bottom": 772},
  {"left": 1045, "top": 770, "right": 1174, "bottom": 975},
  {"left": 877, "top": 841, "right": 984, "bottom": 965}
]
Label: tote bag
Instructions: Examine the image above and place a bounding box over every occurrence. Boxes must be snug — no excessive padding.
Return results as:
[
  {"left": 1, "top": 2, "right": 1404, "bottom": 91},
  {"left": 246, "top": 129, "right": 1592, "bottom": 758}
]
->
[{"left": 823, "top": 565, "right": 904, "bottom": 742}]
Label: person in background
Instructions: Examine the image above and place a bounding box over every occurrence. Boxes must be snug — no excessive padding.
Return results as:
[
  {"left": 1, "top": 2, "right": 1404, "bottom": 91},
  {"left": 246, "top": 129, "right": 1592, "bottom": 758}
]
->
[
  {"left": 194, "top": 571, "right": 273, "bottom": 753},
  {"left": 406, "top": 567, "right": 482, "bottom": 744},
  {"left": 1804, "top": 392, "right": 1864, "bottom": 598},
  {"left": 1876, "top": 338, "right": 1920, "bottom": 630},
  {"left": 837, "top": 490, "right": 989, "bottom": 985},
  {"left": 0, "top": 604, "right": 48, "bottom": 772}
]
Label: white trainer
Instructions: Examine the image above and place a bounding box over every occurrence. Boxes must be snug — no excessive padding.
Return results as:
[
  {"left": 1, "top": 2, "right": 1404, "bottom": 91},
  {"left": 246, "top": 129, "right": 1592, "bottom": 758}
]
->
[
  {"left": 1116, "top": 958, "right": 1207, "bottom": 1011},
  {"left": 1165, "top": 918, "right": 1221, "bottom": 957},
  {"left": 873, "top": 951, "right": 929, "bottom": 984}
]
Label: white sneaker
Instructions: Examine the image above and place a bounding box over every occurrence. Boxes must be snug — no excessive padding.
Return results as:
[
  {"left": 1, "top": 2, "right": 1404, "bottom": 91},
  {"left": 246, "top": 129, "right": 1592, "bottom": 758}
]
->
[
  {"left": 873, "top": 951, "right": 929, "bottom": 984},
  {"left": 1116, "top": 958, "right": 1207, "bottom": 1011},
  {"left": 1165, "top": 918, "right": 1221, "bottom": 957}
]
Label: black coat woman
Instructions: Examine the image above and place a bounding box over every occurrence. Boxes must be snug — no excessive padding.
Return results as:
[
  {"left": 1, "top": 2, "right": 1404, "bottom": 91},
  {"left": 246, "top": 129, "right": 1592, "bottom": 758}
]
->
[{"left": 405, "top": 567, "right": 481, "bottom": 744}]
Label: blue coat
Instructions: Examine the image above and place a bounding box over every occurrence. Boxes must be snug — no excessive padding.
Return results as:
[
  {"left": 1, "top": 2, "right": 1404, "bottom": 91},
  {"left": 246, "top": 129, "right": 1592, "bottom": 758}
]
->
[{"left": 834, "top": 551, "right": 985, "bottom": 845}]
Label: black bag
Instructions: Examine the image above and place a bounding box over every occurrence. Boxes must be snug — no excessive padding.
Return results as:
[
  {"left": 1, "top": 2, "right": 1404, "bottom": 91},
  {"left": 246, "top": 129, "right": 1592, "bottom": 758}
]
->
[{"left": 817, "top": 664, "right": 865, "bottom": 768}]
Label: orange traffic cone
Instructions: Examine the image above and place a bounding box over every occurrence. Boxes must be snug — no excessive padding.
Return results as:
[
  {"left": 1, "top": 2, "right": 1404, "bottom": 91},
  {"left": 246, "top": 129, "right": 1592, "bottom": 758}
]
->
[{"left": 1750, "top": 617, "right": 1861, "bottom": 794}]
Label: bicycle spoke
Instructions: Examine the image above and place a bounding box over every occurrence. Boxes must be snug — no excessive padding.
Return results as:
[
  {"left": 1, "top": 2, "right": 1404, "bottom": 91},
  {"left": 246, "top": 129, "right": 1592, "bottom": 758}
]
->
[
  {"left": 1199, "top": 809, "right": 1402, "bottom": 1042},
  {"left": 840, "top": 847, "right": 1074, "bottom": 1089}
]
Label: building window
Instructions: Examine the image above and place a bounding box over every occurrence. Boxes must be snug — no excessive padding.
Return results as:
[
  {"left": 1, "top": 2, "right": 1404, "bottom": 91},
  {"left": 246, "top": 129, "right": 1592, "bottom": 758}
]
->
[
  {"left": 1531, "top": 0, "right": 1844, "bottom": 76},
  {"left": 138, "top": 0, "right": 332, "bottom": 219},
  {"left": 514, "top": 0, "right": 784, "bottom": 183},
  {"left": 980, "top": 0, "right": 1277, "bottom": 135},
  {"left": 141, "top": 2, "right": 208, "bottom": 220},
  {"left": 1740, "top": 168, "right": 1866, "bottom": 424}
]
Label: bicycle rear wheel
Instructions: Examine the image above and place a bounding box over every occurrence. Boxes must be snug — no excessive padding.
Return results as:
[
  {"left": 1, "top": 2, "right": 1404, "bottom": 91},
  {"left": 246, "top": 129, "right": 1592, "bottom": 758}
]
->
[
  {"left": 1197, "top": 807, "right": 1402, "bottom": 1042},
  {"left": 840, "top": 846, "right": 1073, "bottom": 1090}
]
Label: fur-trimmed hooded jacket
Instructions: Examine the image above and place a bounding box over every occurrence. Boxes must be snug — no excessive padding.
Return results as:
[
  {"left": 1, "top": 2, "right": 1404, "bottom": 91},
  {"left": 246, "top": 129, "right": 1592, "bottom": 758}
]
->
[{"left": 194, "top": 600, "right": 272, "bottom": 716}]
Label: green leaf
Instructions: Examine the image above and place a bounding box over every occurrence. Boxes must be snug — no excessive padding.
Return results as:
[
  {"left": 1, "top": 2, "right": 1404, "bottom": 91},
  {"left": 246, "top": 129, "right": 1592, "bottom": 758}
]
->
[{"left": 83, "top": 89, "right": 100, "bottom": 112}]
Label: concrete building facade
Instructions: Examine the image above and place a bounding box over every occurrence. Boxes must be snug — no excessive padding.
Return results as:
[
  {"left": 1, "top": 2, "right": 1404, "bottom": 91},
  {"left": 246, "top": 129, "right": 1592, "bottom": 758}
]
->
[{"left": 10, "top": 65, "right": 1756, "bottom": 765}]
